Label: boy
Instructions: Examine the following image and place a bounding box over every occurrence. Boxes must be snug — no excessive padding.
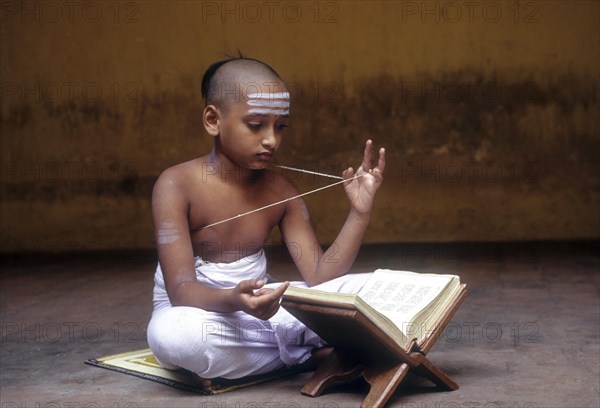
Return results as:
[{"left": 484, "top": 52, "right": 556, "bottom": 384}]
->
[{"left": 147, "top": 57, "right": 385, "bottom": 390}]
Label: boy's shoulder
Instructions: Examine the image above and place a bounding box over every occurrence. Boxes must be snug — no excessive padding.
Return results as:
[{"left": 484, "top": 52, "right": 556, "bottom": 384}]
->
[
  {"left": 155, "top": 157, "right": 203, "bottom": 183},
  {"left": 153, "top": 157, "right": 298, "bottom": 194},
  {"left": 152, "top": 157, "right": 209, "bottom": 199}
]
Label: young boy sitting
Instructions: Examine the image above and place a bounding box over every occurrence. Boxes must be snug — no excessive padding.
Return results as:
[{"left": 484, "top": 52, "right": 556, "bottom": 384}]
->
[{"left": 147, "top": 57, "right": 385, "bottom": 390}]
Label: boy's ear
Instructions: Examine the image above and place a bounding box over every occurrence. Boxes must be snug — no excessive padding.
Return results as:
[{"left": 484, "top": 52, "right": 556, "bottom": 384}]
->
[{"left": 203, "top": 105, "right": 220, "bottom": 137}]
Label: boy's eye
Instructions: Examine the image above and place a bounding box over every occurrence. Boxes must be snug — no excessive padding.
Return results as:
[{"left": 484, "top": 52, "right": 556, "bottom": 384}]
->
[
  {"left": 276, "top": 124, "right": 289, "bottom": 130},
  {"left": 247, "top": 122, "right": 262, "bottom": 130}
]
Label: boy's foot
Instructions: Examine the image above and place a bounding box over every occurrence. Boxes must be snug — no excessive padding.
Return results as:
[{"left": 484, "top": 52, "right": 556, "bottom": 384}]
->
[
  {"left": 299, "top": 346, "right": 333, "bottom": 371},
  {"left": 192, "top": 373, "right": 219, "bottom": 393}
]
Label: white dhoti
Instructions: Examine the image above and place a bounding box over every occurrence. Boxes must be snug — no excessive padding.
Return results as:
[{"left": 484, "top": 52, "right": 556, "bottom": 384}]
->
[{"left": 147, "top": 249, "right": 371, "bottom": 379}]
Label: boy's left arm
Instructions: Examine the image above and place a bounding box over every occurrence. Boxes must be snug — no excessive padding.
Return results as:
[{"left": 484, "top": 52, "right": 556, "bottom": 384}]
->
[{"left": 280, "top": 140, "right": 385, "bottom": 286}]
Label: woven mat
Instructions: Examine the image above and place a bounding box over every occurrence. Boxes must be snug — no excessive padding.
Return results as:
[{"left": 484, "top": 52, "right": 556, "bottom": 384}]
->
[{"left": 85, "top": 348, "right": 302, "bottom": 395}]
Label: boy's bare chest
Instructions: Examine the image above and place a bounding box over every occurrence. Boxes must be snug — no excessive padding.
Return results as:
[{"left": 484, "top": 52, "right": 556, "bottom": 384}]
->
[{"left": 186, "top": 179, "right": 285, "bottom": 262}]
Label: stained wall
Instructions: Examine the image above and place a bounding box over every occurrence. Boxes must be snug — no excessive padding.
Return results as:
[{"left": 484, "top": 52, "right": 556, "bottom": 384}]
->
[{"left": 1, "top": 0, "right": 598, "bottom": 251}]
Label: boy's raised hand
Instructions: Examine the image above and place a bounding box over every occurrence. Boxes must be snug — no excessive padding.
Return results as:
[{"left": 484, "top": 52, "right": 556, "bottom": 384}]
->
[
  {"left": 231, "top": 279, "right": 290, "bottom": 320},
  {"left": 342, "top": 140, "right": 386, "bottom": 215}
]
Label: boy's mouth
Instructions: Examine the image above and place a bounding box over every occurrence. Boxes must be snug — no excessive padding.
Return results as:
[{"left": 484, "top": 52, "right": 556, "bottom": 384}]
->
[{"left": 256, "top": 151, "right": 274, "bottom": 161}]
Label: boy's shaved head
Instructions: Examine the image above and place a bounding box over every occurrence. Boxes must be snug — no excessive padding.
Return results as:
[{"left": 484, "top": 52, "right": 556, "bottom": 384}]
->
[{"left": 201, "top": 58, "right": 287, "bottom": 110}]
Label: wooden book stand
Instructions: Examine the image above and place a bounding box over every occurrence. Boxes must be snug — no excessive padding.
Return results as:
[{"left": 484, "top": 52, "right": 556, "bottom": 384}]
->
[{"left": 281, "top": 285, "right": 467, "bottom": 408}]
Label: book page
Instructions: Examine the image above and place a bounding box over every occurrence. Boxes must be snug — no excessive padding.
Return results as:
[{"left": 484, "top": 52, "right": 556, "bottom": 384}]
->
[
  {"left": 357, "top": 269, "right": 454, "bottom": 325},
  {"left": 283, "top": 269, "right": 462, "bottom": 348}
]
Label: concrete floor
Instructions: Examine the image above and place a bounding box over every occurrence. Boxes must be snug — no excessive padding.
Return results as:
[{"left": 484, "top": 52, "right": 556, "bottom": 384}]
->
[{"left": 1, "top": 242, "right": 598, "bottom": 408}]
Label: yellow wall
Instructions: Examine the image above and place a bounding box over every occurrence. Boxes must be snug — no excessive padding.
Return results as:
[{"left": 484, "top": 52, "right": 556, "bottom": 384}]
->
[{"left": 1, "top": 0, "right": 598, "bottom": 251}]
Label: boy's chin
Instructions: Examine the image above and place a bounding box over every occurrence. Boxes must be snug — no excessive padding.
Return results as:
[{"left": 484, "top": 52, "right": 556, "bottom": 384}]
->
[{"left": 247, "top": 161, "right": 271, "bottom": 170}]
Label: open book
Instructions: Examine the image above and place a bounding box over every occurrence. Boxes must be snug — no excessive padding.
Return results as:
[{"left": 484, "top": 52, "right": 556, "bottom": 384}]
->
[{"left": 282, "top": 269, "right": 464, "bottom": 351}]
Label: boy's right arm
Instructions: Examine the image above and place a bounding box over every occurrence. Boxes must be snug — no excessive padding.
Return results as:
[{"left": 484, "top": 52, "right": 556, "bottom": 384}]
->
[{"left": 152, "top": 170, "right": 288, "bottom": 319}]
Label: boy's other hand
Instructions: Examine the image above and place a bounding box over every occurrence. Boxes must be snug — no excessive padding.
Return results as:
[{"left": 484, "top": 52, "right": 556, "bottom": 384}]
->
[
  {"left": 232, "top": 279, "right": 290, "bottom": 320},
  {"left": 343, "top": 139, "right": 386, "bottom": 215}
]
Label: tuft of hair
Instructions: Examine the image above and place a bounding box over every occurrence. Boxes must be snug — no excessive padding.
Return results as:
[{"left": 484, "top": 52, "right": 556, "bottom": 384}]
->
[{"left": 201, "top": 56, "right": 283, "bottom": 106}]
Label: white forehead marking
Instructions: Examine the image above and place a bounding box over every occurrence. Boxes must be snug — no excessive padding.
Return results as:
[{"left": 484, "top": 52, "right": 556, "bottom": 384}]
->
[
  {"left": 247, "top": 99, "right": 289, "bottom": 108},
  {"left": 246, "top": 92, "right": 290, "bottom": 114},
  {"left": 248, "top": 108, "right": 290, "bottom": 116},
  {"left": 247, "top": 92, "right": 290, "bottom": 99}
]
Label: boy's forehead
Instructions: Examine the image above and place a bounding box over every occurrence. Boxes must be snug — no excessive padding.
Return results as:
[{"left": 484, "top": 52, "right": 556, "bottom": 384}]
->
[
  {"left": 208, "top": 70, "right": 287, "bottom": 101},
  {"left": 218, "top": 79, "right": 290, "bottom": 115},
  {"left": 246, "top": 91, "right": 290, "bottom": 100},
  {"left": 244, "top": 90, "right": 290, "bottom": 116}
]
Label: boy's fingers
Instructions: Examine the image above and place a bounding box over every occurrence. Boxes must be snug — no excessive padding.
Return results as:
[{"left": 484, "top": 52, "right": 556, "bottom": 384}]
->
[
  {"left": 342, "top": 167, "right": 354, "bottom": 180},
  {"left": 254, "top": 288, "right": 272, "bottom": 296},
  {"left": 255, "top": 281, "right": 288, "bottom": 300},
  {"left": 254, "top": 283, "right": 289, "bottom": 316},
  {"left": 361, "top": 140, "right": 373, "bottom": 172},
  {"left": 270, "top": 281, "right": 290, "bottom": 299},
  {"left": 238, "top": 279, "right": 264, "bottom": 293},
  {"left": 376, "top": 147, "right": 386, "bottom": 174},
  {"left": 266, "top": 283, "right": 289, "bottom": 304}
]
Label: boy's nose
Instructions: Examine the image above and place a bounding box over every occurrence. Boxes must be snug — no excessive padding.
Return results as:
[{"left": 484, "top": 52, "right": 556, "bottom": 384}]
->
[{"left": 261, "top": 129, "right": 277, "bottom": 148}]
